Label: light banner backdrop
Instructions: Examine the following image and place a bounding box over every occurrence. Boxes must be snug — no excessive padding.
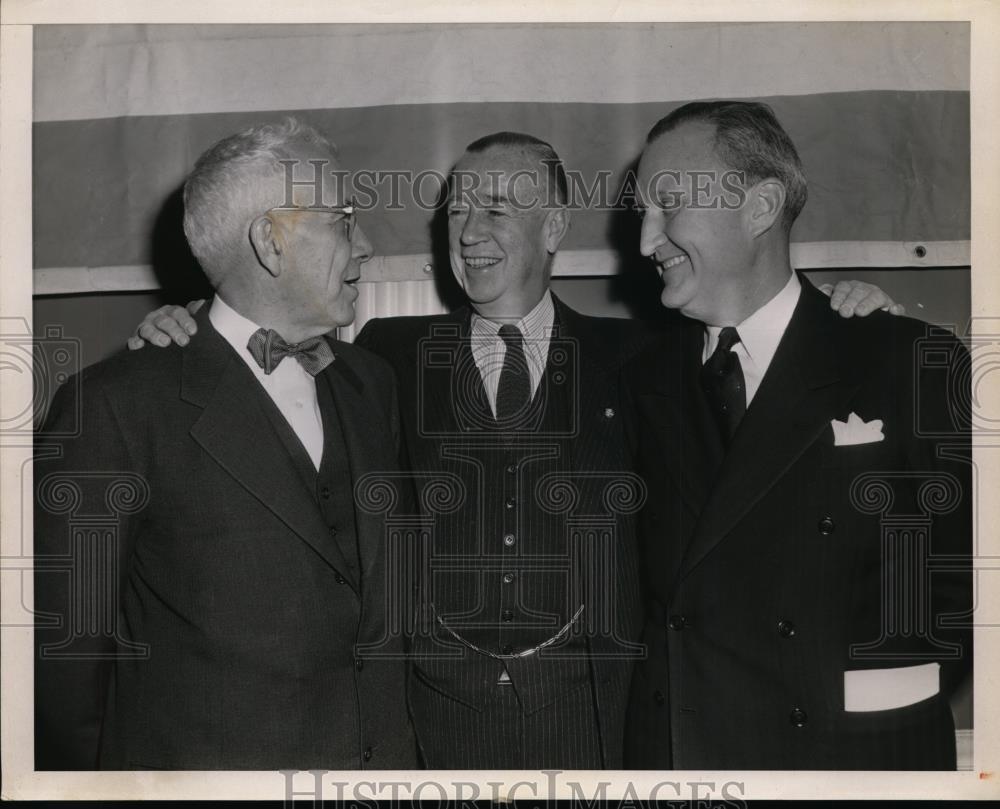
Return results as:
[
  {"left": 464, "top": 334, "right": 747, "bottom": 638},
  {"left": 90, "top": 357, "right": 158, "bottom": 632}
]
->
[{"left": 32, "top": 22, "right": 970, "bottom": 337}]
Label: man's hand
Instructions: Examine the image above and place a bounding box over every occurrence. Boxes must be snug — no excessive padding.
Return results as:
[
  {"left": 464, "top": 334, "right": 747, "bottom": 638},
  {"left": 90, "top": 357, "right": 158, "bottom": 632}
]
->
[
  {"left": 127, "top": 299, "right": 205, "bottom": 349},
  {"left": 818, "top": 280, "right": 905, "bottom": 318}
]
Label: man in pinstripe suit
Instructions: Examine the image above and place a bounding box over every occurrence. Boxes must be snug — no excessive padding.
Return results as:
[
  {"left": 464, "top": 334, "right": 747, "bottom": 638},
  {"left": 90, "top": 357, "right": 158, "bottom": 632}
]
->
[
  {"left": 353, "top": 133, "right": 651, "bottom": 768},
  {"left": 130, "top": 131, "right": 897, "bottom": 769}
]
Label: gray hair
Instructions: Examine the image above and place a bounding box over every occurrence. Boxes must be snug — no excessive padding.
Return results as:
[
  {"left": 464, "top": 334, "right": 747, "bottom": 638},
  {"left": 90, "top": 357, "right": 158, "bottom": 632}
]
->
[{"left": 182, "top": 117, "right": 338, "bottom": 283}]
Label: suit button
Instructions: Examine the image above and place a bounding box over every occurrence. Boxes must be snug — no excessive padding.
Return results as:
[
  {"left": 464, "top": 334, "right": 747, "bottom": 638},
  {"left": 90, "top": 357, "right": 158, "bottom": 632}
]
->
[
  {"left": 506, "top": 464, "right": 518, "bottom": 474},
  {"left": 818, "top": 516, "right": 835, "bottom": 535},
  {"left": 502, "top": 572, "right": 515, "bottom": 584},
  {"left": 777, "top": 620, "right": 796, "bottom": 638},
  {"left": 501, "top": 644, "right": 514, "bottom": 655},
  {"left": 790, "top": 708, "right": 808, "bottom": 727},
  {"left": 653, "top": 689, "right": 666, "bottom": 705},
  {"left": 503, "top": 533, "right": 516, "bottom": 547},
  {"left": 335, "top": 573, "right": 346, "bottom": 585},
  {"left": 505, "top": 497, "right": 516, "bottom": 510},
  {"left": 668, "top": 614, "right": 687, "bottom": 631},
  {"left": 321, "top": 487, "right": 332, "bottom": 499},
  {"left": 355, "top": 658, "right": 364, "bottom": 672},
  {"left": 501, "top": 609, "right": 514, "bottom": 623},
  {"left": 329, "top": 525, "right": 339, "bottom": 536},
  {"left": 363, "top": 746, "right": 372, "bottom": 762}
]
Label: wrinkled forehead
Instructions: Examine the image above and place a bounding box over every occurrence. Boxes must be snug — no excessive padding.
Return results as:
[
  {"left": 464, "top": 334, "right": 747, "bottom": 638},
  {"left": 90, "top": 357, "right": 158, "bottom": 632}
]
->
[{"left": 449, "top": 146, "right": 548, "bottom": 207}]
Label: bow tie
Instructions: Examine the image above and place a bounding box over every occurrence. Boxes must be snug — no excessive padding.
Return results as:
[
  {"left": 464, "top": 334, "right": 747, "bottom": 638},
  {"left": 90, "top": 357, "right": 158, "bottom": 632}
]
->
[{"left": 246, "top": 328, "right": 335, "bottom": 376}]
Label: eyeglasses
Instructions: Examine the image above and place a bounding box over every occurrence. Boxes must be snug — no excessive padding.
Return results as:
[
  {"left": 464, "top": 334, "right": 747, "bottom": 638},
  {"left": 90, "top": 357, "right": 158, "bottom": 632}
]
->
[{"left": 266, "top": 195, "right": 358, "bottom": 240}]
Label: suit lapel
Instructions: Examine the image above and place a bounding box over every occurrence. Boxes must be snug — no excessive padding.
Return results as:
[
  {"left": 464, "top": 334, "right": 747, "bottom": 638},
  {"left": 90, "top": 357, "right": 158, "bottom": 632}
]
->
[
  {"left": 553, "top": 300, "right": 601, "bottom": 446},
  {"left": 639, "top": 317, "right": 724, "bottom": 517},
  {"left": 418, "top": 308, "right": 493, "bottom": 436},
  {"left": 679, "top": 281, "right": 860, "bottom": 578},
  {"left": 182, "top": 310, "right": 360, "bottom": 590},
  {"left": 318, "top": 351, "right": 386, "bottom": 586}
]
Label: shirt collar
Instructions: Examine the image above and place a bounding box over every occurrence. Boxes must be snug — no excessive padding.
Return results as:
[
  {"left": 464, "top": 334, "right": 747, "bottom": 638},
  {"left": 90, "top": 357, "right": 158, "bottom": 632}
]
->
[
  {"left": 470, "top": 290, "right": 556, "bottom": 344},
  {"left": 208, "top": 294, "right": 263, "bottom": 361},
  {"left": 705, "top": 272, "right": 801, "bottom": 368}
]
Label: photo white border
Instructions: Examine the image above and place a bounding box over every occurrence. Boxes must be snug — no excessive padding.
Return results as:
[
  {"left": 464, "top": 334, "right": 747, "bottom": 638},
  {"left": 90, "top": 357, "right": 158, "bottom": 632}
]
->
[{"left": 2, "top": 0, "right": 998, "bottom": 801}]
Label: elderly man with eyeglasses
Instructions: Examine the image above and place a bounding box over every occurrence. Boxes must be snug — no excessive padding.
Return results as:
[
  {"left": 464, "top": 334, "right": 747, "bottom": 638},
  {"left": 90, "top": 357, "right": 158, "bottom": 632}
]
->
[{"left": 34, "top": 118, "right": 417, "bottom": 770}]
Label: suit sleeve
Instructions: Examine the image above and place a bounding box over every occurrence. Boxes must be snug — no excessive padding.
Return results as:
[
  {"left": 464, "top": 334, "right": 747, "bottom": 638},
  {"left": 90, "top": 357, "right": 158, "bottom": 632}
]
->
[
  {"left": 903, "top": 330, "right": 973, "bottom": 695},
  {"left": 34, "top": 371, "right": 143, "bottom": 769},
  {"left": 352, "top": 318, "right": 381, "bottom": 353}
]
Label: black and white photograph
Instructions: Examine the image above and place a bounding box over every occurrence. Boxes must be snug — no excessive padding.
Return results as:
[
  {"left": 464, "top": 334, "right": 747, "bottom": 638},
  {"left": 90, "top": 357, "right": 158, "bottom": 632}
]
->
[{"left": 1, "top": 0, "right": 997, "bottom": 803}]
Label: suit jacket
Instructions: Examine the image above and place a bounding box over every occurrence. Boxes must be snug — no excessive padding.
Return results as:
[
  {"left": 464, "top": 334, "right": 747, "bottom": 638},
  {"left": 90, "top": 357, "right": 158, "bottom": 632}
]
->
[
  {"left": 355, "top": 295, "right": 651, "bottom": 768},
  {"left": 623, "top": 277, "right": 972, "bottom": 770},
  {"left": 34, "top": 308, "right": 417, "bottom": 770}
]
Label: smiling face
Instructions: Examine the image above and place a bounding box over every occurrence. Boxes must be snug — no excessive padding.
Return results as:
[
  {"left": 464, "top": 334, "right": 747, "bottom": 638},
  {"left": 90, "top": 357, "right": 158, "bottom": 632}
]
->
[
  {"left": 447, "top": 146, "right": 563, "bottom": 320},
  {"left": 636, "top": 121, "right": 752, "bottom": 325},
  {"left": 268, "top": 150, "right": 373, "bottom": 333}
]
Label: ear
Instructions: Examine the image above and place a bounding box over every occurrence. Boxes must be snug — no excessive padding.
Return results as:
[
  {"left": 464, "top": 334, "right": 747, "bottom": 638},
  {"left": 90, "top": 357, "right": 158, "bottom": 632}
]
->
[
  {"left": 747, "top": 179, "right": 786, "bottom": 238},
  {"left": 249, "top": 215, "right": 283, "bottom": 278},
  {"left": 543, "top": 207, "right": 571, "bottom": 254}
]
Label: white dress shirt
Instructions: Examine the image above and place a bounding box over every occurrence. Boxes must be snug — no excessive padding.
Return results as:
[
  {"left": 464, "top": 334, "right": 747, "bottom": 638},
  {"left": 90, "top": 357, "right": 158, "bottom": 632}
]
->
[
  {"left": 702, "top": 273, "right": 802, "bottom": 406},
  {"left": 470, "top": 290, "right": 556, "bottom": 417},
  {"left": 209, "top": 295, "right": 325, "bottom": 470}
]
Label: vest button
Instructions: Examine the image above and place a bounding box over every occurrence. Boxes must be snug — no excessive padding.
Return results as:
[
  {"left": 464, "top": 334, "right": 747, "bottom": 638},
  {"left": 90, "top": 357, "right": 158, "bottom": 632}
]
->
[
  {"left": 363, "top": 746, "right": 372, "bottom": 762},
  {"left": 503, "top": 534, "right": 516, "bottom": 547},
  {"left": 818, "top": 516, "right": 835, "bottom": 535},
  {"left": 502, "top": 572, "right": 515, "bottom": 584},
  {"left": 501, "top": 644, "right": 514, "bottom": 655},
  {"left": 506, "top": 464, "right": 518, "bottom": 474},
  {"left": 355, "top": 658, "right": 364, "bottom": 672},
  {"left": 501, "top": 609, "right": 514, "bottom": 623},
  {"left": 329, "top": 525, "right": 339, "bottom": 536},
  {"left": 505, "top": 497, "right": 516, "bottom": 509},
  {"left": 777, "top": 620, "right": 796, "bottom": 638},
  {"left": 321, "top": 487, "right": 331, "bottom": 499},
  {"left": 668, "top": 614, "right": 687, "bottom": 631},
  {"left": 789, "top": 708, "right": 808, "bottom": 727},
  {"left": 653, "top": 689, "right": 666, "bottom": 705}
]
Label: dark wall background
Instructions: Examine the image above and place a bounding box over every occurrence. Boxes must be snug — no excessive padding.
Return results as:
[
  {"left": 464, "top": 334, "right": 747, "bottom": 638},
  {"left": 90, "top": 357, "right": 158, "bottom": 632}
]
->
[{"left": 32, "top": 267, "right": 972, "bottom": 374}]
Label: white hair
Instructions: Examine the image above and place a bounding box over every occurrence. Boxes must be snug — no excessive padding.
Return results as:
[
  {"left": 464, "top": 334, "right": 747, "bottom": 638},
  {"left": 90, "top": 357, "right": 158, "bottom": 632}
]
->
[{"left": 182, "top": 117, "right": 338, "bottom": 284}]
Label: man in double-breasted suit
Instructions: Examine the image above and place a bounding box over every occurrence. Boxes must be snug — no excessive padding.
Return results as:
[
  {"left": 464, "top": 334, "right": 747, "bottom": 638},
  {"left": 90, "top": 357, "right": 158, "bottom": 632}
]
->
[
  {"left": 623, "top": 101, "right": 972, "bottom": 769},
  {"left": 34, "top": 119, "right": 417, "bottom": 770}
]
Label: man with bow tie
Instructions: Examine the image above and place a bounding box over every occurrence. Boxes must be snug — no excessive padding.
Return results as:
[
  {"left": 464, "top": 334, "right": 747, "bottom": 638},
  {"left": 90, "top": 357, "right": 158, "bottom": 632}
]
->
[
  {"left": 34, "top": 119, "right": 417, "bottom": 769},
  {"left": 623, "top": 101, "right": 972, "bottom": 769}
]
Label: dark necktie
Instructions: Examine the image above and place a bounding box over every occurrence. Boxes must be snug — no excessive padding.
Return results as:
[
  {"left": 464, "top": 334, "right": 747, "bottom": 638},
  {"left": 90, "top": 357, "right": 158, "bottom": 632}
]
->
[
  {"left": 701, "top": 326, "right": 746, "bottom": 444},
  {"left": 246, "top": 328, "right": 335, "bottom": 376},
  {"left": 495, "top": 324, "right": 531, "bottom": 424}
]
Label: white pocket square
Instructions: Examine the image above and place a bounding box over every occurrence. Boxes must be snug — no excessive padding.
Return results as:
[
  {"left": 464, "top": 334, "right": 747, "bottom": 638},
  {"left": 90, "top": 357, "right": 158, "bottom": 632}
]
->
[
  {"left": 844, "top": 663, "right": 940, "bottom": 712},
  {"left": 831, "top": 412, "right": 884, "bottom": 446}
]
